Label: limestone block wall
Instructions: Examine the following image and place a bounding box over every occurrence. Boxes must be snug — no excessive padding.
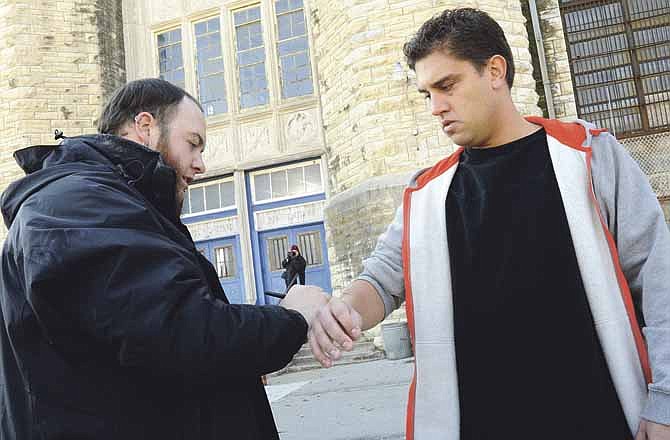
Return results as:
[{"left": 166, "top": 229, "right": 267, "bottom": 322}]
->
[
  {"left": 314, "top": 0, "right": 542, "bottom": 296},
  {"left": 0, "top": 0, "right": 126, "bottom": 237},
  {"left": 535, "top": 0, "right": 578, "bottom": 120}
]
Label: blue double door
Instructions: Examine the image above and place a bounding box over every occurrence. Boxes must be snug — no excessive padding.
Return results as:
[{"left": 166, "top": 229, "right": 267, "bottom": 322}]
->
[
  {"left": 259, "top": 223, "right": 331, "bottom": 304},
  {"left": 196, "top": 236, "right": 245, "bottom": 304}
]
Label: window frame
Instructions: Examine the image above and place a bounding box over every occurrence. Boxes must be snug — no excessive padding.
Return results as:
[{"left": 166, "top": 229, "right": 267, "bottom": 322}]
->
[
  {"left": 214, "top": 244, "right": 237, "bottom": 279},
  {"left": 192, "top": 15, "right": 229, "bottom": 116},
  {"left": 249, "top": 159, "right": 324, "bottom": 205},
  {"left": 559, "top": 0, "right": 670, "bottom": 138},
  {"left": 181, "top": 176, "right": 236, "bottom": 218},
  {"left": 232, "top": 4, "right": 271, "bottom": 110},
  {"left": 156, "top": 27, "right": 186, "bottom": 90},
  {"left": 273, "top": 0, "right": 314, "bottom": 99}
]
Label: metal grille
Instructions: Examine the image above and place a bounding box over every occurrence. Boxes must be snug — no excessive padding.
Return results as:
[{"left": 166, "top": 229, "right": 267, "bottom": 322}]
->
[
  {"left": 297, "top": 231, "right": 323, "bottom": 266},
  {"left": 621, "top": 131, "right": 670, "bottom": 197},
  {"left": 559, "top": 0, "right": 670, "bottom": 138},
  {"left": 267, "top": 236, "right": 288, "bottom": 272}
]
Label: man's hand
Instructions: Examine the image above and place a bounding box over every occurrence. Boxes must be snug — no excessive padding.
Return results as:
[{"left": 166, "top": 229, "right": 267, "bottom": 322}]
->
[
  {"left": 636, "top": 419, "right": 670, "bottom": 440},
  {"left": 308, "top": 296, "right": 363, "bottom": 368},
  {"left": 280, "top": 285, "right": 329, "bottom": 327}
]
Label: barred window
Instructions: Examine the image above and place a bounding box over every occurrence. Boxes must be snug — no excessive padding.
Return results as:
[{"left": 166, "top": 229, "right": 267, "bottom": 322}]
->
[
  {"left": 194, "top": 17, "right": 227, "bottom": 116},
  {"left": 275, "top": 0, "right": 313, "bottom": 98},
  {"left": 559, "top": 0, "right": 670, "bottom": 137},
  {"left": 234, "top": 6, "right": 270, "bottom": 109},
  {"left": 297, "top": 231, "right": 323, "bottom": 266},
  {"left": 157, "top": 29, "right": 185, "bottom": 89},
  {"left": 267, "top": 236, "right": 288, "bottom": 271},
  {"left": 214, "top": 245, "right": 236, "bottom": 278}
]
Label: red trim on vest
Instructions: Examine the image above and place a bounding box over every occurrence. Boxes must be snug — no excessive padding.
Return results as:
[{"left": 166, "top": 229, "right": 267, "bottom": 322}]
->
[
  {"left": 415, "top": 148, "right": 463, "bottom": 189},
  {"left": 590, "top": 128, "right": 608, "bottom": 136},
  {"left": 586, "top": 151, "right": 652, "bottom": 384},
  {"left": 402, "top": 188, "right": 416, "bottom": 440},
  {"left": 406, "top": 370, "right": 417, "bottom": 440},
  {"left": 402, "top": 152, "right": 462, "bottom": 439},
  {"left": 526, "top": 116, "right": 589, "bottom": 152}
]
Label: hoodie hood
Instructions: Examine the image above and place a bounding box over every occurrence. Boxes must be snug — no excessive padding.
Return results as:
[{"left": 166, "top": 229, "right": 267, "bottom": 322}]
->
[{"left": 1, "top": 134, "right": 179, "bottom": 229}]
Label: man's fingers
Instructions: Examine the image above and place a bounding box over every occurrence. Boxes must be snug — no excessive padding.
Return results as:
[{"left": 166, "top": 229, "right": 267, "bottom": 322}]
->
[
  {"left": 319, "top": 305, "right": 354, "bottom": 352},
  {"left": 308, "top": 326, "right": 332, "bottom": 368},
  {"left": 636, "top": 419, "right": 648, "bottom": 440},
  {"left": 330, "top": 300, "right": 362, "bottom": 342},
  {"left": 311, "top": 313, "right": 344, "bottom": 361}
]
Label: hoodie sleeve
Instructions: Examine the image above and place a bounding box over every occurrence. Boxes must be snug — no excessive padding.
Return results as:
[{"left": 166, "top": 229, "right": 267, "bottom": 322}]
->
[
  {"left": 591, "top": 132, "right": 670, "bottom": 425},
  {"left": 357, "top": 203, "right": 406, "bottom": 318},
  {"left": 14, "top": 173, "right": 307, "bottom": 383}
]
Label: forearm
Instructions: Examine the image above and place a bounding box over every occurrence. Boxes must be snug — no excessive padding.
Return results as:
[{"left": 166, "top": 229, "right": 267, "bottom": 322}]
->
[{"left": 341, "top": 279, "right": 385, "bottom": 331}]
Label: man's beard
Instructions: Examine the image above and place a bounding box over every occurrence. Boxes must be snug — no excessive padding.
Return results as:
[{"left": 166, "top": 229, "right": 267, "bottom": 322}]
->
[{"left": 154, "top": 132, "right": 185, "bottom": 216}]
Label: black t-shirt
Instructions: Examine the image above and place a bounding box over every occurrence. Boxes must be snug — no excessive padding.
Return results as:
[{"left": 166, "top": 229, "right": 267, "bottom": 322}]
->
[{"left": 445, "top": 128, "right": 632, "bottom": 439}]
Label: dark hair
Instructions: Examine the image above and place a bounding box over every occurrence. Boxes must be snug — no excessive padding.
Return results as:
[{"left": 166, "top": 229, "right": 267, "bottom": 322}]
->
[
  {"left": 403, "top": 8, "right": 515, "bottom": 89},
  {"left": 98, "top": 78, "right": 203, "bottom": 135}
]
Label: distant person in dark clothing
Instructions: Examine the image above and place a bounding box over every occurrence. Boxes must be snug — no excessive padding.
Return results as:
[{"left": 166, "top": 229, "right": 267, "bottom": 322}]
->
[{"left": 282, "top": 245, "right": 307, "bottom": 288}]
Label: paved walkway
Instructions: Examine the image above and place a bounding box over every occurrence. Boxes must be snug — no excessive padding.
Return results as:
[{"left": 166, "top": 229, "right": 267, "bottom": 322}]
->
[{"left": 268, "top": 357, "right": 414, "bottom": 440}]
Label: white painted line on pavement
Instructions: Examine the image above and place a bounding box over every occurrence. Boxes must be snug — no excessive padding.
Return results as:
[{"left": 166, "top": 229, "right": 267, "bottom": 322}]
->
[{"left": 265, "top": 381, "right": 310, "bottom": 403}]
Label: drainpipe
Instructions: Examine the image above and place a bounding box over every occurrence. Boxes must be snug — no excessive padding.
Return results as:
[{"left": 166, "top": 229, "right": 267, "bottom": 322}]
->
[{"left": 529, "top": 0, "right": 556, "bottom": 119}]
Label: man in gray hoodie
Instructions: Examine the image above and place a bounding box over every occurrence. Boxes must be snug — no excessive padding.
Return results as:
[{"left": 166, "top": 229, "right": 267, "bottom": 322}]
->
[{"left": 294, "top": 8, "right": 670, "bottom": 440}]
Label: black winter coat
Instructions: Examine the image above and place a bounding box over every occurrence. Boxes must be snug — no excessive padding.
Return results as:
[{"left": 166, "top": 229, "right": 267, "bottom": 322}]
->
[{"left": 0, "top": 135, "right": 308, "bottom": 440}]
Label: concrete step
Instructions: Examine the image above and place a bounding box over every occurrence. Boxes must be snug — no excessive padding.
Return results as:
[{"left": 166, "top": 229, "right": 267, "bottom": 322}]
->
[{"left": 270, "top": 340, "right": 385, "bottom": 376}]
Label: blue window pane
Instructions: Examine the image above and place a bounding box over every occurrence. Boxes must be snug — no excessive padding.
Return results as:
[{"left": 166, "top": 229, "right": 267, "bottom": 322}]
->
[
  {"left": 195, "top": 21, "right": 207, "bottom": 35},
  {"left": 208, "top": 18, "right": 220, "bottom": 32},
  {"left": 289, "top": 0, "right": 303, "bottom": 9},
  {"left": 181, "top": 191, "right": 190, "bottom": 215},
  {"left": 254, "top": 174, "right": 271, "bottom": 201},
  {"left": 221, "top": 182, "right": 234, "bottom": 207},
  {"left": 248, "top": 7, "right": 260, "bottom": 22},
  {"left": 295, "top": 51, "right": 308, "bottom": 67},
  {"left": 205, "top": 184, "right": 220, "bottom": 210},
  {"left": 236, "top": 28, "right": 250, "bottom": 51},
  {"left": 172, "top": 29, "right": 182, "bottom": 42},
  {"left": 237, "top": 48, "right": 265, "bottom": 66},
  {"left": 293, "top": 12, "right": 306, "bottom": 35},
  {"left": 250, "top": 26, "right": 264, "bottom": 47},
  {"left": 278, "top": 15, "right": 292, "bottom": 40},
  {"left": 234, "top": 10, "right": 247, "bottom": 26},
  {"left": 271, "top": 171, "right": 288, "bottom": 198},
  {"left": 278, "top": 37, "right": 307, "bottom": 55},
  {"left": 205, "top": 59, "right": 225, "bottom": 75},
  {"left": 276, "top": 0, "right": 289, "bottom": 13},
  {"left": 157, "top": 33, "right": 167, "bottom": 45},
  {"left": 190, "top": 187, "right": 205, "bottom": 213},
  {"left": 254, "top": 62, "right": 266, "bottom": 76}
]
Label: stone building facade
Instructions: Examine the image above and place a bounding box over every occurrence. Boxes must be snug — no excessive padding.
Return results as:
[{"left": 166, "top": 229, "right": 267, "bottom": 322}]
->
[
  {"left": 0, "top": 0, "right": 126, "bottom": 236},
  {"left": 0, "top": 1, "right": 668, "bottom": 328}
]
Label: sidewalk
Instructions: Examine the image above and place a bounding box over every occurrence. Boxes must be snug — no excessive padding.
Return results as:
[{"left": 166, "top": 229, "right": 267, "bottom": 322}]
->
[{"left": 268, "top": 357, "right": 414, "bottom": 440}]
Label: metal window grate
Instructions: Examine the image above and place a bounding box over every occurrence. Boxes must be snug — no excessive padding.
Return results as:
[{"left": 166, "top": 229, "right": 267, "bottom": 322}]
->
[
  {"left": 297, "top": 231, "right": 323, "bottom": 266},
  {"left": 267, "top": 236, "right": 288, "bottom": 272},
  {"left": 214, "top": 246, "right": 236, "bottom": 278},
  {"left": 559, "top": 0, "right": 670, "bottom": 138}
]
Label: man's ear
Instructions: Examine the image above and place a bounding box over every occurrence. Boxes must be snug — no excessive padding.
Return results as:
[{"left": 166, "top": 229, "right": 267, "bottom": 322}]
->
[
  {"left": 487, "top": 55, "right": 508, "bottom": 90},
  {"left": 133, "top": 111, "right": 157, "bottom": 147}
]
